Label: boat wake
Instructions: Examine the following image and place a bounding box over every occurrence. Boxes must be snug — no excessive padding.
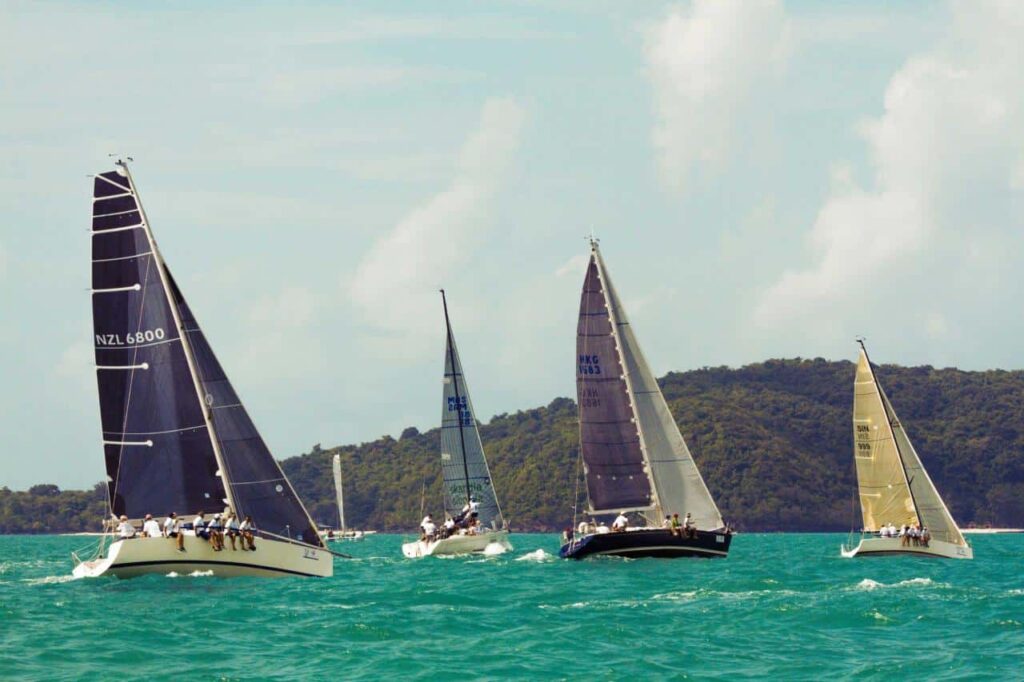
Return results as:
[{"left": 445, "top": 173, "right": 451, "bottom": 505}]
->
[
  {"left": 515, "top": 549, "right": 553, "bottom": 562},
  {"left": 852, "top": 577, "right": 941, "bottom": 591},
  {"left": 23, "top": 574, "right": 80, "bottom": 586}
]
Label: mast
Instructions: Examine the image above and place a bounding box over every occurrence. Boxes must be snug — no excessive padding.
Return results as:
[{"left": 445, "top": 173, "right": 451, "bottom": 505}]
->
[
  {"left": 590, "top": 239, "right": 661, "bottom": 519},
  {"left": 441, "top": 289, "right": 473, "bottom": 510},
  {"left": 857, "top": 339, "right": 920, "bottom": 525},
  {"left": 118, "top": 160, "right": 237, "bottom": 515}
]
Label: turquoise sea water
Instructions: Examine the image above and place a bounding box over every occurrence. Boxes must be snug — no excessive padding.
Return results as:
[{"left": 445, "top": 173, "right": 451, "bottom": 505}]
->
[{"left": 1, "top": 533, "right": 1022, "bottom": 680}]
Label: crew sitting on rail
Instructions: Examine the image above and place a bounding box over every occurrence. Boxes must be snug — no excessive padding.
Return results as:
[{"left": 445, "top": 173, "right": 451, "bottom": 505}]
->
[
  {"left": 207, "top": 514, "right": 225, "bottom": 551},
  {"left": 224, "top": 512, "right": 241, "bottom": 550},
  {"left": 421, "top": 516, "right": 437, "bottom": 541},
  {"left": 683, "top": 513, "right": 697, "bottom": 539},
  {"left": 669, "top": 513, "right": 682, "bottom": 537},
  {"left": 116, "top": 514, "right": 137, "bottom": 539},
  {"left": 663, "top": 515, "right": 672, "bottom": 530},
  {"left": 239, "top": 515, "right": 256, "bottom": 551},
  {"left": 612, "top": 512, "right": 629, "bottom": 532},
  {"left": 193, "top": 512, "right": 208, "bottom": 540},
  {"left": 442, "top": 516, "right": 456, "bottom": 538},
  {"left": 142, "top": 513, "right": 162, "bottom": 538},
  {"left": 163, "top": 512, "right": 185, "bottom": 552}
]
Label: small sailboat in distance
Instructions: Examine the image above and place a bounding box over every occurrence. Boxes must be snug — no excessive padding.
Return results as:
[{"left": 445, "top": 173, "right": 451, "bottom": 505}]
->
[
  {"left": 402, "top": 290, "right": 512, "bottom": 558},
  {"left": 73, "top": 161, "right": 331, "bottom": 578},
  {"left": 560, "top": 239, "right": 732, "bottom": 559},
  {"left": 321, "top": 454, "right": 363, "bottom": 541},
  {"left": 841, "top": 341, "right": 972, "bottom": 559}
]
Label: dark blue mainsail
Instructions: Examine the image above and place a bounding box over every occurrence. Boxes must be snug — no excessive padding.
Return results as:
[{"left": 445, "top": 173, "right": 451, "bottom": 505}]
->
[
  {"left": 89, "top": 163, "right": 322, "bottom": 548},
  {"left": 576, "top": 253, "right": 653, "bottom": 513},
  {"left": 166, "top": 272, "right": 322, "bottom": 547},
  {"left": 91, "top": 169, "right": 225, "bottom": 518}
]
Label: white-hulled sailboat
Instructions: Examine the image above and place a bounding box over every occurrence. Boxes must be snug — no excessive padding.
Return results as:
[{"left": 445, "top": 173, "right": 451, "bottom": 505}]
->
[
  {"left": 402, "top": 291, "right": 512, "bottom": 558},
  {"left": 73, "top": 161, "right": 331, "bottom": 578},
  {"left": 560, "top": 239, "right": 732, "bottom": 559},
  {"left": 841, "top": 341, "right": 972, "bottom": 560},
  {"left": 321, "top": 454, "right": 363, "bottom": 541}
]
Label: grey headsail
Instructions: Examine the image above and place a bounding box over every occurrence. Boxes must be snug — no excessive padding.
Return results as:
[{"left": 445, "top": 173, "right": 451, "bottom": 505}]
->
[
  {"left": 91, "top": 167, "right": 225, "bottom": 518},
  {"left": 440, "top": 291, "right": 504, "bottom": 530},
  {"left": 576, "top": 250, "right": 654, "bottom": 513},
  {"left": 166, "top": 272, "right": 324, "bottom": 547}
]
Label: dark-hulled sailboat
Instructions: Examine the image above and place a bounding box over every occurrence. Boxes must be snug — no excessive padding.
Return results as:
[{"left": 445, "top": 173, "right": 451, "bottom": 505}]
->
[
  {"left": 560, "top": 240, "right": 732, "bottom": 559},
  {"left": 73, "top": 161, "right": 330, "bottom": 578},
  {"left": 402, "top": 290, "right": 512, "bottom": 558}
]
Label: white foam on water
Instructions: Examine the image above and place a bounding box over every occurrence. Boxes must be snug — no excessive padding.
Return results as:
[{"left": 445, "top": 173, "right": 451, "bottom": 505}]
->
[
  {"left": 165, "top": 570, "right": 214, "bottom": 578},
  {"left": 1006, "top": 588, "right": 1024, "bottom": 596},
  {"left": 483, "top": 542, "right": 508, "bottom": 556},
  {"left": 853, "top": 577, "right": 939, "bottom": 591},
  {"left": 868, "top": 610, "right": 891, "bottom": 622},
  {"left": 515, "top": 549, "right": 552, "bottom": 562},
  {"left": 23, "top": 574, "right": 79, "bottom": 586},
  {"left": 652, "top": 590, "right": 699, "bottom": 602}
]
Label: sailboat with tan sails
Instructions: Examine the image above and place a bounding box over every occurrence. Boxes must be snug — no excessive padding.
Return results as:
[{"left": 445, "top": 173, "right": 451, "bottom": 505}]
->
[{"left": 841, "top": 341, "right": 972, "bottom": 560}]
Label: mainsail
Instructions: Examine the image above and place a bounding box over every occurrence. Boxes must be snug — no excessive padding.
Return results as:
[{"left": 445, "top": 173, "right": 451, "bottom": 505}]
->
[
  {"left": 91, "top": 162, "right": 322, "bottom": 548},
  {"left": 577, "top": 241, "right": 723, "bottom": 527},
  {"left": 333, "top": 454, "right": 346, "bottom": 533},
  {"left": 439, "top": 291, "right": 504, "bottom": 530},
  {"left": 852, "top": 345, "right": 966, "bottom": 545}
]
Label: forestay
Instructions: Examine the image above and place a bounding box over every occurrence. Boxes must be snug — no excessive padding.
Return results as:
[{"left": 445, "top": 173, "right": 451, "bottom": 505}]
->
[
  {"left": 91, "top": 168, "right": 225, "bottom": 519},
  {"left": 576, "top": 252, "right": 654, "bottom": 513},
  {"left": 440, "top": 295, "right": 503, "bottom": 530},
  {"left": 599, "top": 253, "right": 724, "bottom": 530}
]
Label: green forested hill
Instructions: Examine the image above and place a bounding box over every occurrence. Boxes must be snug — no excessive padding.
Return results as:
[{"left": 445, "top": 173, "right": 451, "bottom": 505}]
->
[{"left": 4, "top": 359, "right": 1024, "bottom": 533}]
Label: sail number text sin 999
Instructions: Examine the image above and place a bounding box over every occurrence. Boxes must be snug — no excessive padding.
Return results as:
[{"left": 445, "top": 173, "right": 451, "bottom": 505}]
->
[{"left": 95, "top": 327, "right": 166, "bottom": 346}]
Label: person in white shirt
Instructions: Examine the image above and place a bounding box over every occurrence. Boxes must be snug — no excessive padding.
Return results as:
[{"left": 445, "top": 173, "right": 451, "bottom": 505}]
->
[
  {"left": 142, "top": 514, "right": 161, "bottom": 538},
  {"left": 421, "top": 514, "right": 433, "bottom": 532},
  {"left": 879, "top": 525, "right": 889, "bottom": 538},
  {"left": 443, "top": 517, "right": 455, "bottom": 538},
  {"left": 223, "top": 512, "right": 241, "bottom": 551},
  {"left": 421, "top": 519, "right": 437, "bottom": 541},
  {"left": 239, "top": 515, "right": 256, "bottom": 551},
  {"left": 888, "top": 522, "right": 897, "bottom": 537},
  {"left": 163, "top": 512, "right": 184, "bottom": 552},
  {"left": 612, "top": 512, "right": 629, "bottom": 533},
  {"left": 596, "top": 522, "right": 610, "bottom": 534},
  {"left": 116, "top": 515, "right": 136, "bottom": 539}
]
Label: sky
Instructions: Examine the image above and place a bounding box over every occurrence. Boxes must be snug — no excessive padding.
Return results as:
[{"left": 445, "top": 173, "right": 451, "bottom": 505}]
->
[{"left": 2, "top": 0, "right": 1023, "bottom": 490}]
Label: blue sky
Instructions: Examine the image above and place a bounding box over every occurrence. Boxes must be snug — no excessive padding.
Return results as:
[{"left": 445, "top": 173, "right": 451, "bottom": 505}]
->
[{"left": 2, "top": 1, "right": 1022, "bottom": 489}]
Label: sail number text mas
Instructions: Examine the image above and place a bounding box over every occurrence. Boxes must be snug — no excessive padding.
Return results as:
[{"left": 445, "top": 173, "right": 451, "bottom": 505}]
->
[
  {"left": 95, "top": 328, "right": 166, "bottom": 346},
  {"left": 578, "top": 354, "right": 602, "bottom": 375}
]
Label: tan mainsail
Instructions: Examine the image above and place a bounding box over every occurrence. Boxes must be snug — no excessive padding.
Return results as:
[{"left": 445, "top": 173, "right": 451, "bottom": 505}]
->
[{"left": 852, "top": 347, "right": 967, "bottom": 546}]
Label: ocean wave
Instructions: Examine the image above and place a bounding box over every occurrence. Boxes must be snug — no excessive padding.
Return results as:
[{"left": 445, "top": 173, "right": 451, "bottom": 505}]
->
[
  {"left": 515, "top": 549, "right": 553, "bottom": 562},
  {"left": 22, "top": 574, "right": 79, "bottom": 585},
  {"left": 852, "top": 577, "right": 943, "bottom": 591}
]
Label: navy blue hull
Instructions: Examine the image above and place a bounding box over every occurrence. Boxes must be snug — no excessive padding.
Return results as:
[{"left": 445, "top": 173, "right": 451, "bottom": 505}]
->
[{"left": 559, "top": 528, "right": 732, "bottom": 560}]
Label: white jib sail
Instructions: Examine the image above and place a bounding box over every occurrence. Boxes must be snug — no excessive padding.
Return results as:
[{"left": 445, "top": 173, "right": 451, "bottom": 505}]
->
[{"left": 333, "top": 454, "right": 345, "bottom": 533}]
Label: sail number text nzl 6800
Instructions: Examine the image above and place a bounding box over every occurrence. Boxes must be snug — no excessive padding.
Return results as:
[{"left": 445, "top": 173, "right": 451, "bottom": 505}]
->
[{"left": 95, "top": 327, "right": 167, "bottom": 346}]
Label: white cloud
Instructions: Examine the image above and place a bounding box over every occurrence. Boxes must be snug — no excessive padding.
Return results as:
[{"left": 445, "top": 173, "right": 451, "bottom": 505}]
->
[
  {"left": 0, "top": 241, "right": 6, "bottom": 278},
  {"left": 348, "top": 97, "right": 527, "bottom": 339},
  {"left": 555, "top": 253, "right": 588, "bottom": 278},
  {"left": 644, "top": 0, "right": 791, "bottom": 192},
  {"left": 237, "top": 286, "right": 322, "bottom": 383},
  {"left": 756, "top": 1, "right": 1024, "bottom": 328}
]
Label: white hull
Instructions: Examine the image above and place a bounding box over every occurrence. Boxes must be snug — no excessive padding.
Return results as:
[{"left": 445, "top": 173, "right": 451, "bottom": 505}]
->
[
  {"left": 72, "top": 533, "right": 333, "bottom": 578},
  {"left": 840, "top": 535, "right": 973, "bottom": 560},
  {"left": 325, "top": 531, "right": 364, "bottom": 542},
  {"left": 402, "top": 530, "right": 512, "bottom": 558}
]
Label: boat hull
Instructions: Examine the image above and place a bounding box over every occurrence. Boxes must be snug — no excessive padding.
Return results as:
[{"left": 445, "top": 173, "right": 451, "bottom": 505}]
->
[
  {"left": 840, "top": 536, "right": 973, "bottom": 560},
  {"left": 72, "top": 533, "right": 333, "bottom": 578},
  {"left": 402, "top": 530, "right": 512, "bottom": 558},
  {"left": 560, "top": 528, "right": 732, "bottom": 560}
]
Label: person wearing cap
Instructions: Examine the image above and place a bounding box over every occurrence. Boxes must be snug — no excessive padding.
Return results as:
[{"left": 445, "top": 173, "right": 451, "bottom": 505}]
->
[
  {"left": 612, "top": 512, "right": 629, "bottom": 532},
  {"left": 207, "top": 514, "right": 225, "bottom": 551},
  {"left": 163, "top": 512, "right": 184, "bottom": 552},
  {"left": 421, "top": 515, "right": 437, "bottom": 541},
  {"left": 142, "top": 513, "right": 162, "bottom": 538},
  {"left": 116, "top": 515, "right": 137, "bottom": 539}
]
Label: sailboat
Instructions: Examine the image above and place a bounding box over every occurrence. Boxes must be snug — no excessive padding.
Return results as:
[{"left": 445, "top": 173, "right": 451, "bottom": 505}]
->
[
  {"left": 72, "top": 161, "right": 332, "bottom": 578},
  {"left": 841, "top": 342, "right": 973, "bottom": 559},
  {"left": 321, "top": 454, "right": 363, "bottom": 541},
  {"left": 401, "top": 291, "right": 513, "bottom": 558},
  {"left": 560, "top": 239, "right": 732, "bottom": 559}
]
